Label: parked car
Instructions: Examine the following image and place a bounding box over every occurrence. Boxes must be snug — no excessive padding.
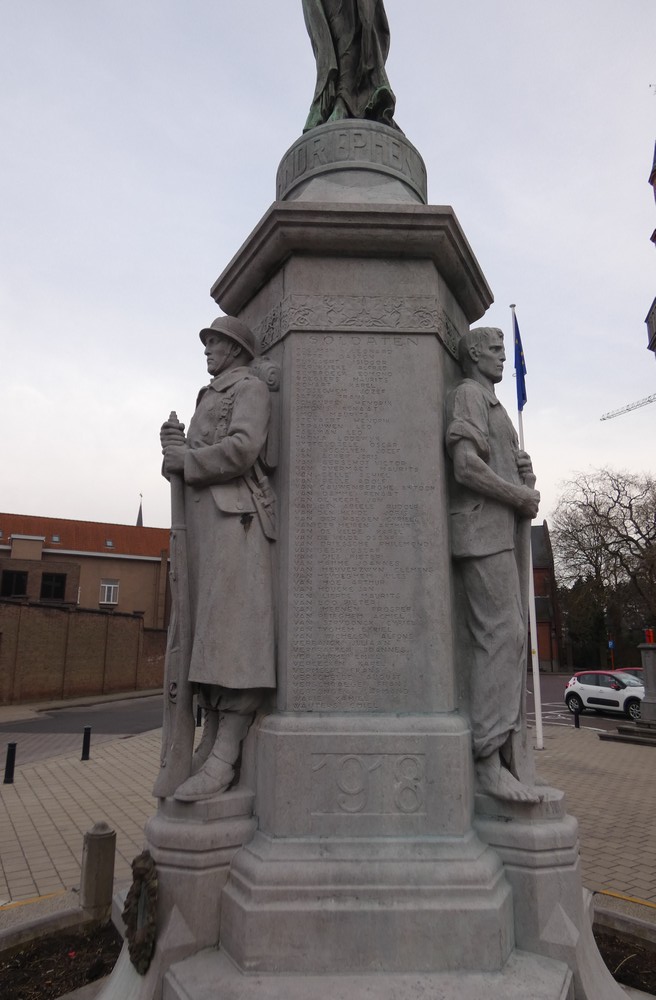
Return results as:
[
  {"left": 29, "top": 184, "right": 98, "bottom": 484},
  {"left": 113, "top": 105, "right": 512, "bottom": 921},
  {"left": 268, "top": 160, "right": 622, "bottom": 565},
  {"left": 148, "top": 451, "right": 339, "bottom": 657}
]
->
[{"left": 564, "top": 671, "right": 644, "bottom": 720}]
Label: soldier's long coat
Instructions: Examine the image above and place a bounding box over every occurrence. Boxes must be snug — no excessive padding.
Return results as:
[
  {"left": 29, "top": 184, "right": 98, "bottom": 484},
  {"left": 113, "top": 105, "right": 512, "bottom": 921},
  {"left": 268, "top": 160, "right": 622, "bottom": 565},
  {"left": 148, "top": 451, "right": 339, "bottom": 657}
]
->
[{"left": 183, "top": 366, "right": 276, "bottom": 690}]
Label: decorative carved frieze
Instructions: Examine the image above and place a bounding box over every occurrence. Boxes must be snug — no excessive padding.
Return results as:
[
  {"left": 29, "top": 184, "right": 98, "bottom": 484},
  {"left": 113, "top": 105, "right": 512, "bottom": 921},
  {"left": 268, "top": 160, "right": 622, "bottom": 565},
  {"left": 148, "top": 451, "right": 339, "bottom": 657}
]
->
[{"left": 255, "top": 294, "right": 461, "bottom": 359}]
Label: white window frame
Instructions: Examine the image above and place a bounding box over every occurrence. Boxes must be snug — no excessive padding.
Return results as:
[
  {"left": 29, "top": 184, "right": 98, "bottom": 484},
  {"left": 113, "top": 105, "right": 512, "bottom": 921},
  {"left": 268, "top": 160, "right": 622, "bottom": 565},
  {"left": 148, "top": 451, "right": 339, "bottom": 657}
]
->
[{"left": 99, "top": 579, "right": 119, "bottom": 605}]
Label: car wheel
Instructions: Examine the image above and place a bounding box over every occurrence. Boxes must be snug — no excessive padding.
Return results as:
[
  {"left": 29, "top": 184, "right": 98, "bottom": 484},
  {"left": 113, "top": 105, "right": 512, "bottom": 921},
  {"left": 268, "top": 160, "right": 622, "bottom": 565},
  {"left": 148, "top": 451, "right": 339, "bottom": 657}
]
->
[
  {"left": 625, "top": 699, "right": 641, "bottom": 721},
  {"left": 566, "top": 694, "right": 583, "bottom": 714}
]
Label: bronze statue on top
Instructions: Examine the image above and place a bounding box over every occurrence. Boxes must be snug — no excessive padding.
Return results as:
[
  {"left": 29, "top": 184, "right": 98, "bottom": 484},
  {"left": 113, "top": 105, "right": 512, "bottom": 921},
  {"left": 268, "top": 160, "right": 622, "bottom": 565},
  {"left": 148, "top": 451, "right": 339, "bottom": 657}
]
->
[{"left": 302, "top": 0, "right": 397, "bottom": 131}]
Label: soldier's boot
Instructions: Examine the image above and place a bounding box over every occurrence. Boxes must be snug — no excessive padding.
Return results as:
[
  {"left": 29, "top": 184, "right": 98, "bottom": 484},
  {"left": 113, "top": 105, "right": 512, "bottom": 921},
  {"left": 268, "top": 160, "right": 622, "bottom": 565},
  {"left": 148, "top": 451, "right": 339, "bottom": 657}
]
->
[
  {"left": 190, "top": 708, "right": 220, "bottom": 775},
  {"left": 174, "top": 711, "right": 253, "bottom": 802}
]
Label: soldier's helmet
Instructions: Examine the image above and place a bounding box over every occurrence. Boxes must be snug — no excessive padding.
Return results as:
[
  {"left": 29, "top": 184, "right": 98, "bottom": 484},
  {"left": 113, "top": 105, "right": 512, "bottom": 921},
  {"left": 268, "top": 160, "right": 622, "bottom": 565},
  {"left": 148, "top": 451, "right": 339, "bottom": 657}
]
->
[{"left": 199, "top": 316, "right": 256, "bottom": 359}]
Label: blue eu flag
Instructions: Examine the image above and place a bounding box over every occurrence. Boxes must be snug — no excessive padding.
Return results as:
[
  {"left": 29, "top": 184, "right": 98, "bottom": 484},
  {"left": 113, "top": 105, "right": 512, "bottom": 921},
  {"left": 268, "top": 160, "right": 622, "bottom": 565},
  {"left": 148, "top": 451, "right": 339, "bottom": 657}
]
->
[{"left": 513, "top": 312, "right": 527, "bottom": 412}]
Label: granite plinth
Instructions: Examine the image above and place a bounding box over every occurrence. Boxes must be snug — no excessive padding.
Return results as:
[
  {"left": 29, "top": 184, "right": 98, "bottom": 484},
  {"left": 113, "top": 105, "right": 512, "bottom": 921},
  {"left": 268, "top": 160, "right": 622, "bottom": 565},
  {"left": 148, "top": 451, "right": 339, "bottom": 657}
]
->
[
  {"left": 164, "top": 948, "right": 574, "bottom": 1000},
  {"left": 475, "top": 787, "right": 626, "bottom": 999},
  {"left": 96, "top": 789, "right": 257, "bottom": 1000}
]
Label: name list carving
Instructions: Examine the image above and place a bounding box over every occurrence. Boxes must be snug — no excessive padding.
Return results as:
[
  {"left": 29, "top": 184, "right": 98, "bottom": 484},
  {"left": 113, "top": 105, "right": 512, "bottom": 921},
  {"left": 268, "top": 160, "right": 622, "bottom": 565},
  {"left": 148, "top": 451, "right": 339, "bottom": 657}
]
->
[
  {"left": 287, "top": 334, "right": 442, "bottom": 712},
  {"left": 256, "top": 295, "right": 459, "bottom": 359}
]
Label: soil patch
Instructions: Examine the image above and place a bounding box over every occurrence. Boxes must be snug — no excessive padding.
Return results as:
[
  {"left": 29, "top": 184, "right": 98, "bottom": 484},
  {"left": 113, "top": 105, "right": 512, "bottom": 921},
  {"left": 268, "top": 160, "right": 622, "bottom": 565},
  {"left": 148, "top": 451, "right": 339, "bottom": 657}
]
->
[
  {"left": 594, "top": 928, "right": 656, "bottom": 995},
  {"left": 0, "top": 922, "right": 122, "bottom": 999}
]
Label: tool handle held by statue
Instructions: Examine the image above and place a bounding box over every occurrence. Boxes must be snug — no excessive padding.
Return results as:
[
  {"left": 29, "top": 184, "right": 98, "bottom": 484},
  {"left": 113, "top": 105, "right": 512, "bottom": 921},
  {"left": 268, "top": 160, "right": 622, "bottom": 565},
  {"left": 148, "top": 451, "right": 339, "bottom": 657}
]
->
[{"left": 152, "top": 426, "right": 195, "bottom": 798}]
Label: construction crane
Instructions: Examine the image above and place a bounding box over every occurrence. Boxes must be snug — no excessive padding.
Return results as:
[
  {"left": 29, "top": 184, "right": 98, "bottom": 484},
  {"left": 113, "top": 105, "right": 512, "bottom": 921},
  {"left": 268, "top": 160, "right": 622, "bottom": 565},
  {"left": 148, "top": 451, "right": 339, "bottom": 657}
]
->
[{"left": 600, "top": 392, "right": 656, "bottom": 421}]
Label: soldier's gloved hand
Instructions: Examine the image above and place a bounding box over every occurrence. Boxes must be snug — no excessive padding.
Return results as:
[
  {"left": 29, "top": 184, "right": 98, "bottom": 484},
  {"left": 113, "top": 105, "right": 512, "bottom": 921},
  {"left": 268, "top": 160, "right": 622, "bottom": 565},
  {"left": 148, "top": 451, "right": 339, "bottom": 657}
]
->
[
  {"left": 162, "top": 444, "right": 186, "bottom": 475},
  {"left": 160, "top": 419, "right": 186, "bottom": 450}
]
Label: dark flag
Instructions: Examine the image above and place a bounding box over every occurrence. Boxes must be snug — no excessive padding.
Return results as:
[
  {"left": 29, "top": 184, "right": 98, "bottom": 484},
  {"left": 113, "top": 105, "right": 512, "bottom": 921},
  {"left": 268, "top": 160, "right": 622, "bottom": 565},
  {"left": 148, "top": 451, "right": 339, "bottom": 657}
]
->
[{"left": 513, "top": 311, "right": 527, "bottom": 412}]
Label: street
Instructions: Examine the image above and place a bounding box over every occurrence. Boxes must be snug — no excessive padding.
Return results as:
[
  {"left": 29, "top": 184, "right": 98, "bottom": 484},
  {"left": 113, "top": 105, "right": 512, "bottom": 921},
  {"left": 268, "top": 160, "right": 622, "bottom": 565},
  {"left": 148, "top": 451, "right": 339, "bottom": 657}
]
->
[
  {"left": 0, "top": 695, "right": 164, "bottom": 768},
  {"left": 527, "top": 671, "right": 627, "bottom": 735}
]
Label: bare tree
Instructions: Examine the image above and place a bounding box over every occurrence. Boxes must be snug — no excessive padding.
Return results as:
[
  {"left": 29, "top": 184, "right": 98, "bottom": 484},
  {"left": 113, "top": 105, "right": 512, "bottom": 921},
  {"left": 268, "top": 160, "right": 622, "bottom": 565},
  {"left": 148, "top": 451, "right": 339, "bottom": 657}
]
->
[{"left": 551, "top": 468, "right": 656, "bottom": 623}]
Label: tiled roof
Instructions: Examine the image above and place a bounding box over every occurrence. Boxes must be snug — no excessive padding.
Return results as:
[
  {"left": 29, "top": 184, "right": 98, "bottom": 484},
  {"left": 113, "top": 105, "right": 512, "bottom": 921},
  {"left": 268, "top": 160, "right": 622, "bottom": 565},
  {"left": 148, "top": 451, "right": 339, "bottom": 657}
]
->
[{"left": 0, "top": 513, "right": 169, "bottom": 558}]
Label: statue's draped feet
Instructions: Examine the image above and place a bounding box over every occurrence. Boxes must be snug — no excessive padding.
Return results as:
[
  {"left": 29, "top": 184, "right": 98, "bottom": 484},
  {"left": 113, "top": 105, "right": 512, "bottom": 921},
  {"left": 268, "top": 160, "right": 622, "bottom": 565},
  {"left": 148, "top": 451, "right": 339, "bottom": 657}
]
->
[
  {"left": 174, "top": 753, "right": 235, "bottom": 802},
  {"left": 327, "top": 96, "right": 349, "bottom": 123},
  {"left": 476, "top": 753, "right": 543, "bottom": 804},
  {"left": 191, "top": 709, "right": 220, "bottom": 775}
]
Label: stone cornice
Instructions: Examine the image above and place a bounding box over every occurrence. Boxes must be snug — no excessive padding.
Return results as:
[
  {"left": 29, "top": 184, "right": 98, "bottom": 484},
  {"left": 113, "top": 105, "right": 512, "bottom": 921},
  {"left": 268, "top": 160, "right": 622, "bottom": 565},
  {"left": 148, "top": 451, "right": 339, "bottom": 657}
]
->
[{"left": 211, "top": 202, "right": 493, "bottom": 323}]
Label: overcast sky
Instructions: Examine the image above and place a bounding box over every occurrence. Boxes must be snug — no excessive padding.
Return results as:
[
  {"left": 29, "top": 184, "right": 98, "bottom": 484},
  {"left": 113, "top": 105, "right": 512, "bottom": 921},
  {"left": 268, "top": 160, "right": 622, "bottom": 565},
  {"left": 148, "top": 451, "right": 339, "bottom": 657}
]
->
[{"left": 2, "top": 1, "right": 655, "bottom": 530}]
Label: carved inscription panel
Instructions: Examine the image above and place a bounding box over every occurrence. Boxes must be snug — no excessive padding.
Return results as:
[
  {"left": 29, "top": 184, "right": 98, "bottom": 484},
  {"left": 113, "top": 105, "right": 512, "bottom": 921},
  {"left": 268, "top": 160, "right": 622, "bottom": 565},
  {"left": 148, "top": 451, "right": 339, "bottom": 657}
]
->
[
  {"left": 311, "top": 753, "right": 426, "bottom": 816},
  {"left": 286, "top": 333, "right": 449, "bottom": 712}
]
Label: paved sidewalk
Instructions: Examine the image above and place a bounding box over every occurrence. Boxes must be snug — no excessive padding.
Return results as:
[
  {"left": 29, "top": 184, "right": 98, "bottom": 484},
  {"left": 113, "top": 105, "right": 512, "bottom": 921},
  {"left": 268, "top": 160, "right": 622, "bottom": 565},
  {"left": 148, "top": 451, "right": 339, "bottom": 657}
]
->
[
  {"left": 0, "top": 714, "right": 654, "bottom": 926},
  {"left": 0, "top": 731, "right": 159, "bottom": 909},
  {"left": 536, "top": 724, "right": 656, "bottom": 904}
]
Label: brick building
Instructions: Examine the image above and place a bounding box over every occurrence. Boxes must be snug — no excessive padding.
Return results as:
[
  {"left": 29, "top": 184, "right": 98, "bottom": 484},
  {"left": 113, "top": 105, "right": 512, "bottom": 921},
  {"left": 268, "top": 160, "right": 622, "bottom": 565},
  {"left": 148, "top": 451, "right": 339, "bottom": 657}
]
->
[
  {"left": 0, "top": 513, "right": 169, "bottom": 629},
  {"left": 531, "top": 521, "right": 562, "bottom": 672},
  {"left": 0, "top": 513, "right": 170, "bottom": 704}
]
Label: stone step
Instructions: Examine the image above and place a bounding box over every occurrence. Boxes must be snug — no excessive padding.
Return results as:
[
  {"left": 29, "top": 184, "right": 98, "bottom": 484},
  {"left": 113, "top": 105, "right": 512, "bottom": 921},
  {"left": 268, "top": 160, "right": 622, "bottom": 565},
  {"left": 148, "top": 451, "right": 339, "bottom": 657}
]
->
[
  {"left": 598, "top": 730, "right": 656, "bottom": 747},
  {"left": 164, "top": 947, "right": 574, "bottom": 1000},
  {"left": 616, "top": 723, "right": 656, "bottom": 738}
]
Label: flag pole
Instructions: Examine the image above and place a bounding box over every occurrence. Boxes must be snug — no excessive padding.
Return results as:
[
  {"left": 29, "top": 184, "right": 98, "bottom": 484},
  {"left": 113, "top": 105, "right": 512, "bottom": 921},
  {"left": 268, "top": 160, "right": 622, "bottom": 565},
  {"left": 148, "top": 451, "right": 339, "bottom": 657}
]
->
[{"left": 511, "top": 304, "right": 544, "bottom": 752}]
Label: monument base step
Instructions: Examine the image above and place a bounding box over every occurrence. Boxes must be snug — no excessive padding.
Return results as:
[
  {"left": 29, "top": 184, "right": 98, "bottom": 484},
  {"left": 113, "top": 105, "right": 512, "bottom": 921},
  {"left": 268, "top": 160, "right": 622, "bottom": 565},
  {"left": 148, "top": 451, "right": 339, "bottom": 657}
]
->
[
  {"left": 164, "top": 947, "right": 574, "bottom": 1000},
  {"left": 598, "top": 730, "right": 656, "bottom": 747}
]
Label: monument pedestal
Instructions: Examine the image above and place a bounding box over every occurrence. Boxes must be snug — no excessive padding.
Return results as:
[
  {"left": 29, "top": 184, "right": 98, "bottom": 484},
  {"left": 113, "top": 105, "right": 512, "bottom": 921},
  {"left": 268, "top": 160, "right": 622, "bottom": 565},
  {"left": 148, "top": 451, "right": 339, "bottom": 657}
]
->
[
  {"left": 475, "top": 787, "right": 625, "bottom": 999},
  {"left": 220, "top": 714, "right": 512, "bottom": 975},
  {"left": 145, "top": 789, "right": 257, "bottom": 953},
  {"left": 98, "top": 790, "right": 257, "bottom": 1000},
  {"left": 165, "top": 948, "right": 574, "bottom": 1000}
]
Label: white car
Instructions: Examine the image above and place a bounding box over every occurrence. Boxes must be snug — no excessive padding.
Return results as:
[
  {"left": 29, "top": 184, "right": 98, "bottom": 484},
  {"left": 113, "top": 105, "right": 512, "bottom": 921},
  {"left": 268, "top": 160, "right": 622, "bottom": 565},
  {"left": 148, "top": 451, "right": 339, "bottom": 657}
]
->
[{"left": 564, "top": 671, "right": 645, "bottom": 721}]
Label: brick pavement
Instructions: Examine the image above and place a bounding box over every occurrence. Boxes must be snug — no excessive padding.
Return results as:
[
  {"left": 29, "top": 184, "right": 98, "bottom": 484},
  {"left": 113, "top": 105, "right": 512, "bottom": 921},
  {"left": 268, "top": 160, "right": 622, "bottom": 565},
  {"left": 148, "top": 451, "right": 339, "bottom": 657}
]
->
[
  {"left": 0, "top": 732, "right": 159, "bottom": 907},
  {"left": 0, "top": 730, "right": 121, "bottom": 768},
  {"left": 0, "top": 719, "right": 655, "bottom": 917},
  {"left": 536, "top": 724, "right": 656, "bottom": 905}
]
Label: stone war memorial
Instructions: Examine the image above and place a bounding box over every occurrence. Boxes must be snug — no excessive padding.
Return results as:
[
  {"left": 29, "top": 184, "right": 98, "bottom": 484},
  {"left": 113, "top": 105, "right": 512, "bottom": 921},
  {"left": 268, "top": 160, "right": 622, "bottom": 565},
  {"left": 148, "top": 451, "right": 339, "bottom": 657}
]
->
[{"left": 97, "top": 4, "right": 628, "bottom": 999}]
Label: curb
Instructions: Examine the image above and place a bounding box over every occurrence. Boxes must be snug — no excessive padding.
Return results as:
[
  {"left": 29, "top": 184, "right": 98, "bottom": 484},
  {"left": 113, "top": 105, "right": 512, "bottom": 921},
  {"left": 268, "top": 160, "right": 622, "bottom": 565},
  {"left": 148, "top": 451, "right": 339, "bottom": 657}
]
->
[
  {"left": 594, "top": 902, "right": 656, "bottom": 952},
  {"left": 34, "top": 689, "right": 163, "bottom": 714},
  {"left": 0, "top": 906, "right": 102, "bottom": 960}
]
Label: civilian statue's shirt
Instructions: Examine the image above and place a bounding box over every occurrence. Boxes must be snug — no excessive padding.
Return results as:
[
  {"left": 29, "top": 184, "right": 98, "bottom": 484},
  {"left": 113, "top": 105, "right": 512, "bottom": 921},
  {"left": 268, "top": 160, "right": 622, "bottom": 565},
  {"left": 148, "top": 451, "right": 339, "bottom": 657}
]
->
[{"left": 445, "top": 378, "right": 522, "bottom": 559}]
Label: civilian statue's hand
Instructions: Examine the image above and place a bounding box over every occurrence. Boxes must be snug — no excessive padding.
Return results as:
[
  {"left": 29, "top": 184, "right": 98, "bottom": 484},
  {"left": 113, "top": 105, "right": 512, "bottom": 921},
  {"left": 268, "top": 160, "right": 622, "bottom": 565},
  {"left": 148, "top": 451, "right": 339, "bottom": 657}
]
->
[
  {"left": 162, "top": 444, "right": 186, "bottom": 475},
  {"left": 515, "top": 485, "right": 540, "bottom": 519},
  {"left": 516, "top": 450, "right": 534, "bottom": 479}
]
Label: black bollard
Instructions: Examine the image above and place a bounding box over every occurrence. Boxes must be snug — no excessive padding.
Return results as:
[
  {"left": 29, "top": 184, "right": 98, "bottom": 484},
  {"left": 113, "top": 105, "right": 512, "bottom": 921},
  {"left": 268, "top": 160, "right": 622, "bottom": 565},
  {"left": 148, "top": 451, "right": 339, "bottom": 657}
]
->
[
  {"left": 196, "top": 704, "right": 203, "bottom": 727},
  {"left": 573, "top": 707, "right": 580, "bottom": 729},
  {"left": 4, "top": 742, "right": 16, "bottom": 784},
  {"left": 81, "top": 726, "right": 91, "bottom": 761}
]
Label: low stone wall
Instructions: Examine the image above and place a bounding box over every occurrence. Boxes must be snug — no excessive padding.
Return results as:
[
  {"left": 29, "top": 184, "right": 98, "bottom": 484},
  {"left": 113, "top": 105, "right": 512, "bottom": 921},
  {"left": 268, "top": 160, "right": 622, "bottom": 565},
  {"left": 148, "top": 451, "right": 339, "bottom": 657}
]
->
[{"left": 0, "top": 600, "right": 166, "bottom": 704}]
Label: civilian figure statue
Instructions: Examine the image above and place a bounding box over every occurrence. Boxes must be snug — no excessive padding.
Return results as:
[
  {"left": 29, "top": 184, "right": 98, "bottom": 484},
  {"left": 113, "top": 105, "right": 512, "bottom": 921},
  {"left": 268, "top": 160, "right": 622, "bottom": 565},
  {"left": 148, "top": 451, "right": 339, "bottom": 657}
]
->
[
  {"left": 446, "top": 327, "right": 543, "bottom": 804},
  {"left": 157, "top": 316, "right": 276, "bottom": 803},
  {"left": 302, "top": 0, "right": 397, "bottom": 131}
]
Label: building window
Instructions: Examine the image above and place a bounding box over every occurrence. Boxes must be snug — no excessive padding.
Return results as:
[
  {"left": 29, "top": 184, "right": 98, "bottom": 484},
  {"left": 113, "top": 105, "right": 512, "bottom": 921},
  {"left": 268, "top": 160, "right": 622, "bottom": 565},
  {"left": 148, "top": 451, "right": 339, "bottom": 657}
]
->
[
  {"left": 105, "top": 539, "right": 114, "bottom": 549},
  {"left": 51, "top": 534, "right": 60, "bottom": 543},
  {"left": 40, "top": 572, "right": 67, "bottom": 601},
  {"left": 99, "top": 579, "right": 119, "bottom": 605},
  {"left": 1, "top": 570, "right": 28, "bottom": 598}
]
